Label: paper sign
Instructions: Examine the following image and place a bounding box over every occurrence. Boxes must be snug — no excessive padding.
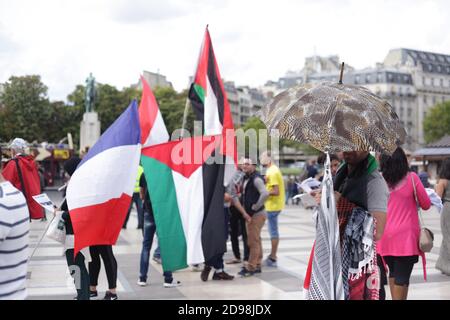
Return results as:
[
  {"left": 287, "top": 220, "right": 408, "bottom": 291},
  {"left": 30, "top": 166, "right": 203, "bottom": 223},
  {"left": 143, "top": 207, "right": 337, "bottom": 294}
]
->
[
  {"left": 297, "top": 177, "right": 321, "bottom": 194},
  {"left": 32, "top": 193, "right": 56, "bottom": 212}
]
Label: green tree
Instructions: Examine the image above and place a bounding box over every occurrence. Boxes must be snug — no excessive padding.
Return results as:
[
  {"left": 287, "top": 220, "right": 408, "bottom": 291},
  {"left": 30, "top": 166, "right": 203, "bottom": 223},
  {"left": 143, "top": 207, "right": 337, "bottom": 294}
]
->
[
  {"left": 239, "top": 116, "right": 319, "bottom": 156},
  {"left": 67, "top": 83, "right": 140, "bottom": 135},
  {"left": 0, "top": 75, "right": 52, "bottom": 142},
  {"left": 154, "top": 87, "right": 195, "bottom": 136},
  {"left": 66, "top": 84, "right": 196, "bottom": 143},
  {"left": 423, "top": 101, "right": 450, "bottom": 143},
  {"left": 45, "top": 101, "right": 83, "bottom": 144}
]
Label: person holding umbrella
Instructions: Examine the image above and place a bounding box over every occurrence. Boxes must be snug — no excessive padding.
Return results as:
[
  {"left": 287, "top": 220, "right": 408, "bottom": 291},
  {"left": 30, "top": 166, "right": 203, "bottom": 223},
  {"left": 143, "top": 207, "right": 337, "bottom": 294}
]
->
[{"left": 259, "top": 62, "right": 403, "bottom": 300}]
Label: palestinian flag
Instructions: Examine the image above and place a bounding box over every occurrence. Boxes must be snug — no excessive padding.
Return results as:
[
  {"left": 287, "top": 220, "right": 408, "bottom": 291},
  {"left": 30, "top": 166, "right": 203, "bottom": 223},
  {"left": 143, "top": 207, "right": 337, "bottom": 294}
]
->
[
  {"left": 139, "top": 75, "right": 169, "bottom": 147},
  {"left": 141, "top": 135, "right": 226, "bottom": 271},
  {"left": 189, "top": 26, "right": 237, "bottom": 183}
]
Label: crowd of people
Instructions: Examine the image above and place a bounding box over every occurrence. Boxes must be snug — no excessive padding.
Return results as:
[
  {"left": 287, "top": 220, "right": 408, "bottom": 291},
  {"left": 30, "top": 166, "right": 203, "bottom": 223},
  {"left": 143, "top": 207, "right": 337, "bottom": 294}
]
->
[{"left": 1, "top": 137, "right": 450, "bottom": 300}]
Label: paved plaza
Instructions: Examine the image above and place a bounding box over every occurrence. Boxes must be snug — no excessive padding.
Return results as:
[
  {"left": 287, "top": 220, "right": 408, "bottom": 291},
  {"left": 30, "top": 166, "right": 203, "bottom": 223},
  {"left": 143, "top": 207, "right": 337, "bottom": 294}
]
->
[{"left": 25, "top": 190, "right": 450, "bottom": 300}]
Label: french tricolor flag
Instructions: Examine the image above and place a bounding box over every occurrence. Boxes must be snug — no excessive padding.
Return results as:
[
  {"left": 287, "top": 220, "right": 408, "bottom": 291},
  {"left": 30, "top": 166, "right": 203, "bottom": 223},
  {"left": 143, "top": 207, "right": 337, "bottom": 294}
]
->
[{"left": 67, "top": 100, "right": 141, "bottom": 256}]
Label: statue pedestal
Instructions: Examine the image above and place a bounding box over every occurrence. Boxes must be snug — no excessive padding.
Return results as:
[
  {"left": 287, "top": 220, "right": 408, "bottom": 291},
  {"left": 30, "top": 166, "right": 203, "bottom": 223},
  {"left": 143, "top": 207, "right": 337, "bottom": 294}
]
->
[{"left": 80, "top": 112, "right": 101, "bottom": 153}]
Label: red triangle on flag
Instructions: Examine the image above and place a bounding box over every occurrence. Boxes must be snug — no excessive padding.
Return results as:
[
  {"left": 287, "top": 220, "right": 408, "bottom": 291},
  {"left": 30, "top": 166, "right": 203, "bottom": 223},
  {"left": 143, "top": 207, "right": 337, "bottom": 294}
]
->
[{"left": 141, "top": 135, "right": 222, "bottom": 178}]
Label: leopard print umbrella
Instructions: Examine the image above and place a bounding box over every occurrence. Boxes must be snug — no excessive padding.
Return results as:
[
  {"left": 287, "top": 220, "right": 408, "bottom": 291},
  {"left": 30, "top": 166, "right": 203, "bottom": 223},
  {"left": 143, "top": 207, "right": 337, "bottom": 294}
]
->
[{"left": 259, "top": 82, "right": 406, "bottom": 155}]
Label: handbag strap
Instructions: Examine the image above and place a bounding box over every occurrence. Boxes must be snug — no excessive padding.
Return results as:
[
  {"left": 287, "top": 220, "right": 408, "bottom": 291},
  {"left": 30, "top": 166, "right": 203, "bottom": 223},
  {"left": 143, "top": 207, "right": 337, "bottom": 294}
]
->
[{"left": 411, "top": 173, "right": 425, "bottom": 228}]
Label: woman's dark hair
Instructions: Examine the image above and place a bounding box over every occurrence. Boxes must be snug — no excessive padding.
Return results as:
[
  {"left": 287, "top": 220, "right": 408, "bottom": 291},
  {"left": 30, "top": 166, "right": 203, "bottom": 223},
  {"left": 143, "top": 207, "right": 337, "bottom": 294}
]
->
[
  {"left": 439, "top": 157, "right": 450, "bottom": 180},
  {"left": 379, "top": 147, "right": 409, "bottom": 188}
]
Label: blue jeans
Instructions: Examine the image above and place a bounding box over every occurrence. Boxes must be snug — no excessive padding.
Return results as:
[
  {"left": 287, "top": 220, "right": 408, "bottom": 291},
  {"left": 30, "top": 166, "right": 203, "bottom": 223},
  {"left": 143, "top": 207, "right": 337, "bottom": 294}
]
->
[
  {"left": 153, "top": 245, "right": 161, "bottom": 259},
  {"left": 285, "top": 191, "right": 291, "bottom": 204},
  {"left": 267, "top": 211, "right": 281, "bottom": 239},
  {"left": 139, "top": 211, "right": 172, "bottom": 282}
]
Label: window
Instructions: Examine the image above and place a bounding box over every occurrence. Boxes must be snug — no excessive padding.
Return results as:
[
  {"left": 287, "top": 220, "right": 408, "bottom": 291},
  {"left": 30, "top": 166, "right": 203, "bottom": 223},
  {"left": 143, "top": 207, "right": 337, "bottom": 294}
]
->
[
  {"left": 407, "top": 108, "right": 412, "bottom": 117},
  {"left": 366, "top": 74, "right": 371, "bottom": 83},
  {"left": 388, "top": 73, "right": 393, "bottom": 82},
  {"left": 423, "top": 95, "right": 427, "bottom": 104},
  {"left": 355, "top": 75, "right": 360, "bottom": 84},
  {"left": 377, "top": 73, "right": 382, "bottom": 82},
  {"left": 441, "top": 79, "right": 444, "bottom": 87}
]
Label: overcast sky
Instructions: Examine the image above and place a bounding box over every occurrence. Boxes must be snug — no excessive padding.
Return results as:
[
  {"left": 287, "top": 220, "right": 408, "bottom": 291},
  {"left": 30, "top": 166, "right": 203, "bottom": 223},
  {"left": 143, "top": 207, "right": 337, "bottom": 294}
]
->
[{"left": 1, "top": 0, "right": 450, "bottom": 101}]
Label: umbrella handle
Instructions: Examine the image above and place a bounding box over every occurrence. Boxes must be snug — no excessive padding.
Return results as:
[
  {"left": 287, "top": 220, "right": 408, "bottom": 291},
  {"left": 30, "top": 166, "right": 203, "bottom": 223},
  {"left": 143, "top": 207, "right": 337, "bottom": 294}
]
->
[{"left": 339, "top": 62, "right": 345, "bottom": 84}]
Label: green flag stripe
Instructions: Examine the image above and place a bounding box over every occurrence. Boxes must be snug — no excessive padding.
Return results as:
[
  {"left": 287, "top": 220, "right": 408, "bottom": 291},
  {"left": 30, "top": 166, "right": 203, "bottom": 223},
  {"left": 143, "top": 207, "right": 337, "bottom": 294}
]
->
[
  {"left": 141, "top": 155, "right": 188, "bottom": 271},
  {"left": 193, "top": 83, "right": 205, "bottom": 104}
]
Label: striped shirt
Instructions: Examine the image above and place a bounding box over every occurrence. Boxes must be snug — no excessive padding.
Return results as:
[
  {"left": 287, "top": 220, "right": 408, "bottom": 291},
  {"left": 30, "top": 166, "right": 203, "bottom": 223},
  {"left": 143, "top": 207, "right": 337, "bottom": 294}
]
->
[{"left": 0, "top": 181, "right": 30, "bottom": 300}]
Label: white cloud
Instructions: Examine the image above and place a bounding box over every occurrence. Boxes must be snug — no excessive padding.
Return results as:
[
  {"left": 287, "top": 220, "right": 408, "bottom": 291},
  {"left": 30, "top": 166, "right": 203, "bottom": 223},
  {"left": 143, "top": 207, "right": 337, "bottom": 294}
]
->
[{"left": 0, "top": 0, "right": 450, "bottom": 101}]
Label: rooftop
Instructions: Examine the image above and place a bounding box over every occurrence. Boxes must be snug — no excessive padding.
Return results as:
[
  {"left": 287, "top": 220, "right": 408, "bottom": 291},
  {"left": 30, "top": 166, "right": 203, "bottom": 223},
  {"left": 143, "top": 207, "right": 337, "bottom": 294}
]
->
[{"left": 426, "top": 135, "right": 450, "bottom": 148}]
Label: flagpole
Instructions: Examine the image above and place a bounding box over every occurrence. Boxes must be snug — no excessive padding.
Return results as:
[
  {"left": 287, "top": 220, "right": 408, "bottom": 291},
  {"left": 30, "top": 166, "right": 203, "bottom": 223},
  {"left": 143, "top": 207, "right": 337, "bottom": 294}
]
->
[{"left": 181, "top": 98, "right": 190, "bottom": 139}]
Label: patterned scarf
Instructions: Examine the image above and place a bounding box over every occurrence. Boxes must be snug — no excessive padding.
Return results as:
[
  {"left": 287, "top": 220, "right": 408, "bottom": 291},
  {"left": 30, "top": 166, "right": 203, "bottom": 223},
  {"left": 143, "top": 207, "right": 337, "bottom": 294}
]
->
[{"left": 334, "top": 154, "right": 380, "bottom": 300}]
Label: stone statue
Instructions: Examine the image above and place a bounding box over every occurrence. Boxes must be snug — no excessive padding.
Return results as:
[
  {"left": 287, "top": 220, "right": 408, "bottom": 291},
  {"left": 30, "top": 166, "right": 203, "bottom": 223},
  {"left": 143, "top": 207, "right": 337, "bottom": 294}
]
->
[{"left": 85, "top": 73, "right": 96, "bottom": 113}]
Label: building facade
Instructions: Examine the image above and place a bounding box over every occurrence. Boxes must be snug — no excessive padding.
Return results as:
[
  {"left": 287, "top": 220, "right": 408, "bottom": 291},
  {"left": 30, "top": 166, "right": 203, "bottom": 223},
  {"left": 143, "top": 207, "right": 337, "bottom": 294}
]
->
[
  {"left": 222, "top": 82, "right": 268, "bottom": 127},
  {"left": 135, "top": 70, "right": 173, "bottom": 90},
  {"left": 383, "top": 49, "right": 450, "bottom": 147},
  {"left": 263, "top": 49, "right": 450, "bottom": 151}
]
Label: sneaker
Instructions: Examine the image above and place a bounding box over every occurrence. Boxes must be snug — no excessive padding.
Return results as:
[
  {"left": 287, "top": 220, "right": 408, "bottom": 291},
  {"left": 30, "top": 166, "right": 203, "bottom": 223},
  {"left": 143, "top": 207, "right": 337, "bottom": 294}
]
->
[
  {"left": 212, "top": 271, "right": 235, "bottom": 280},
  {"left": 265, "top": 256, "right": 277, "bottom": 267},
  {"left": 254, "top": 267, "right": 262, "bottom": 274},
  {"left": 201, "top": 265, "right": 212, "bottom": 282},
  {"left": 103, "top": 291, "right": 118, "bottom": 300},
  {"left": 89, "top": 290, "right": 98, "bottom": 299},
  {"left": 164, "top": 279, "right": 181, "bottom": 288},
  {"left": 152, "top": 256, "right": 162, "bottom": 264},
  {"left": 237, "top": 267, "right": 254, "bottom": 277},
  {"left": 191, "top": 264, "right": 202, "bottom": 272},
  {"left": 137, "top": 279, "right": 147, "bottom": 287}
]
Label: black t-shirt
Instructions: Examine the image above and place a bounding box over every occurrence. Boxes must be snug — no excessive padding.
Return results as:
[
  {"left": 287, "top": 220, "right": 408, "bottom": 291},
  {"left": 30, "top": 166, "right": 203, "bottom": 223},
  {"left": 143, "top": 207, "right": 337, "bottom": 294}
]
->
[{"left": 139, "top": 174, "right": 154, "bottom": 218}]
